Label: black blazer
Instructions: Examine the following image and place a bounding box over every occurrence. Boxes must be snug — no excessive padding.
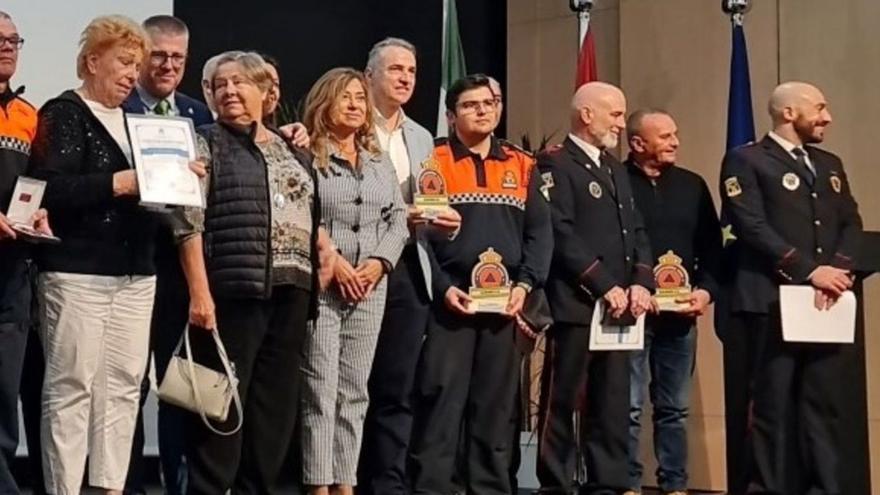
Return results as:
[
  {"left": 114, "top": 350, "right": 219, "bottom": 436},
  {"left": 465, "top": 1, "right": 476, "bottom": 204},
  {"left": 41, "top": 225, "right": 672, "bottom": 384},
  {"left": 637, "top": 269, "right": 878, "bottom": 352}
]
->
[
  {"left": 537, "top": 137, "right": 654, "bottom": 325},
  {"left": 719, "top": 135, "right": 862, "bottom": 313}
]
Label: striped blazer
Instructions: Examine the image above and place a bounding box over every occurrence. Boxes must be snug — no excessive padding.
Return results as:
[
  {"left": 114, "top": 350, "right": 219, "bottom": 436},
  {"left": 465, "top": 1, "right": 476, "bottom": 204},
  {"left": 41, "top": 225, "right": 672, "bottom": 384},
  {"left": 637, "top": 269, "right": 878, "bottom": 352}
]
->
[{"left": 317, "top": 148, "right": 408, "bottom": 271}]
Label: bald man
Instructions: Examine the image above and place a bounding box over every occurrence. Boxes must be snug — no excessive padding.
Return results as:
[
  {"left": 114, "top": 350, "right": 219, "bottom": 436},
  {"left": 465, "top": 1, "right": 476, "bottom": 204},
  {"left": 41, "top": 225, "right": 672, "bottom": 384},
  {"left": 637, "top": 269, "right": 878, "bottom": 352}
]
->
[
  {"left": 536, "top": 82, "right": 654, "bottom": 495},
  {"left": 720, "top": 82, "right": 862, "bottom": 494}
]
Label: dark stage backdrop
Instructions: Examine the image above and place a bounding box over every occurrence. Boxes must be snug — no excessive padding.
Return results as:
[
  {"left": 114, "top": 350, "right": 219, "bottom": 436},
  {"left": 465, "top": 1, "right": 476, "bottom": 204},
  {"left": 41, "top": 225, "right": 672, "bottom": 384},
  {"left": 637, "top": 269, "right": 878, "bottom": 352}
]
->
[{"left": 174, "top": 0, "right": 507, "bottom": 137}]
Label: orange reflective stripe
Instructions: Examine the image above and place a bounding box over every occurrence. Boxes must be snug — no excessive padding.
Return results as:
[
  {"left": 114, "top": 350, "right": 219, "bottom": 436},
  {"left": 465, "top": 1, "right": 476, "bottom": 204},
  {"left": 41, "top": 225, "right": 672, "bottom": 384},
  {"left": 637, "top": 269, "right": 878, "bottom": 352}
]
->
[
  {"left": 0, "top": 98, "right": 37, "bottom": 145},
  {"left": 433, "top": 143, "right": 535, "bottom": 205}
]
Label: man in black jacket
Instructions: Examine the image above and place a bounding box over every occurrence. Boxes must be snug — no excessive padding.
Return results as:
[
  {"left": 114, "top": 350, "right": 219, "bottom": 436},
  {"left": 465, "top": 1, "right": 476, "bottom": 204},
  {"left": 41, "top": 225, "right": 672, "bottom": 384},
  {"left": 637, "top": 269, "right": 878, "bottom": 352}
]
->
[
  {"left": 536, "top": 82, "right": 654, "bottom": 495},
  {"left": 624, "top": 109, "right": 721, "bottom": 495},
  {"left": 720, "top": 81, "right": 861, "bottom": 495}
]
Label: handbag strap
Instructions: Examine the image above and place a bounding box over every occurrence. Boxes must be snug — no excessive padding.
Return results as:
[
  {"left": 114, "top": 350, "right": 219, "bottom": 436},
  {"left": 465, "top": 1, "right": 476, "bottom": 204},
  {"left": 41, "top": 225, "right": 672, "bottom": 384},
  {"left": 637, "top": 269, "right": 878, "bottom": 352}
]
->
[{"left": 183, "top": 325, "right": 244, "bottom": 436}]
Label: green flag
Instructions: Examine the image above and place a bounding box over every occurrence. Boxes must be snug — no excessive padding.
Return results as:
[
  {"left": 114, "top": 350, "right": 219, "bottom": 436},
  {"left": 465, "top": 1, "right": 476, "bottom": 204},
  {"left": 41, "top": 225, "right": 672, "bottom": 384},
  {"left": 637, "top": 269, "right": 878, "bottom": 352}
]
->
[{"left": 437, "top": 0, "right": 467, "bottom": 137}]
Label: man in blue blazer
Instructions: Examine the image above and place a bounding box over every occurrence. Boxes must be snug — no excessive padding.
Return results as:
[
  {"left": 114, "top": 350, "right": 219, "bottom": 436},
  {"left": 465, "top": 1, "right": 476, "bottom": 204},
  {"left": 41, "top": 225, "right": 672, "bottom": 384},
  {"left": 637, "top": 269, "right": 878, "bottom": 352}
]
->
[
  {"left": 121, "top": 15, "right": 212, "bottom": 495},
  {"left": 357, "top": 37, "right": 461, "bottom": 495}
]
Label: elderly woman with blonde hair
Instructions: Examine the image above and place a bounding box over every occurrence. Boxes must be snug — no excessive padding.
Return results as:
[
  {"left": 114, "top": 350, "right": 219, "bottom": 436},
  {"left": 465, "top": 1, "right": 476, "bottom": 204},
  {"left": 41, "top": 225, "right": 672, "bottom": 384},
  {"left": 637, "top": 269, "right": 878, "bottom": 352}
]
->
[
  {"left": 176, "top": 50, "right": 333, "bottom": 493},
  {"left": 27, "top": 15, "right": 197, "bottom": 495},
  {"left": 299, "top": 67, "right": 408, "bottom": 495}
]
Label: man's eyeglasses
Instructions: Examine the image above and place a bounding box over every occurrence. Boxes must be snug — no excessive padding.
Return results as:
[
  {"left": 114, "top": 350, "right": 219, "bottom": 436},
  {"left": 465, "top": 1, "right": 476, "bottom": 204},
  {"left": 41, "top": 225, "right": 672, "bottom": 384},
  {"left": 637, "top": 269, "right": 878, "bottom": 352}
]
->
[
  {"left": 149, "top": 51, "right": 186, "bottom": 67},
  {"left": 0, "top": 37, "right": 24, "bottom": 50},
  {"left": 457, "top": 98, "right": 498, "bottom": 114}
]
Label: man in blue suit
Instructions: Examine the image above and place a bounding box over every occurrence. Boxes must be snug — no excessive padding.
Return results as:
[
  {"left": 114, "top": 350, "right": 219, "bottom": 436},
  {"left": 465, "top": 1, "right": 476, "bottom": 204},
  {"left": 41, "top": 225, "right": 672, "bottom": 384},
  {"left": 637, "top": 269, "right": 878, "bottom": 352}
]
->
[{"left": 121, "top": 15, "right": 212, "bottom": 495}]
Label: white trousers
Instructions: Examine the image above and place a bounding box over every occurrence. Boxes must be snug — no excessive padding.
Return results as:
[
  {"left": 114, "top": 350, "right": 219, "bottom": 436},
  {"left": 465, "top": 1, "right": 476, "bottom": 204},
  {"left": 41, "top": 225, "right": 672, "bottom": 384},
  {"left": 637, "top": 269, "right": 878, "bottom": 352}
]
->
[{"left": 39, "top": 272, "right": 155, "bottom": 494}]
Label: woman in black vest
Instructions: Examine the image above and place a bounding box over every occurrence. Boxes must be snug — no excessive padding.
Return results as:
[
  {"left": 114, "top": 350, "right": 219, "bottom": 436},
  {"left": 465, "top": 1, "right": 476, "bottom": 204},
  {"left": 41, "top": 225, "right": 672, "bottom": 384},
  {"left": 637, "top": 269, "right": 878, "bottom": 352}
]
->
[{"left": 175, "top": 51, "right": 331, "bottom": 494}]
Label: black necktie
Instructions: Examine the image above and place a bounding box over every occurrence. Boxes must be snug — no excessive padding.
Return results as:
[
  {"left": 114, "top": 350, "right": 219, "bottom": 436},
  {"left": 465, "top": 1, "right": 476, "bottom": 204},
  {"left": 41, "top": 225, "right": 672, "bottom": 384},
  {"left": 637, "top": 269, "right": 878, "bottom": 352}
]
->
[
  {"left": 599, "top": 153, "right": 616, "bottom": 193},
  {"left": 792, "top": 147, "right": 815, "bottom": 183}
]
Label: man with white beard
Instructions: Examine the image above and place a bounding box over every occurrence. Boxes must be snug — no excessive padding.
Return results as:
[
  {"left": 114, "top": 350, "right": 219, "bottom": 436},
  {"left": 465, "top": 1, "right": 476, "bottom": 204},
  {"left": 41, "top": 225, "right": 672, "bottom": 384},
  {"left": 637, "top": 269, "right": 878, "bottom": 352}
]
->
[{"left": 535, "top": 82, "right": 655, "bottom": 495}]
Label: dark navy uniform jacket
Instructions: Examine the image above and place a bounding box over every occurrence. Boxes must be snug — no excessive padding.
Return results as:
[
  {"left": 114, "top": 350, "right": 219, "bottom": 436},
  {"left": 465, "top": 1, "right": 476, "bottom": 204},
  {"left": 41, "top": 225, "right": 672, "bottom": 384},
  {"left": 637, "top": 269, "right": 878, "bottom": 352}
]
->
[
  {"left": 538, "top": 136, "right": 654, "bottom": 325},
  {"left": 719, "top": 135, "right": 862, "bottom": 314}
]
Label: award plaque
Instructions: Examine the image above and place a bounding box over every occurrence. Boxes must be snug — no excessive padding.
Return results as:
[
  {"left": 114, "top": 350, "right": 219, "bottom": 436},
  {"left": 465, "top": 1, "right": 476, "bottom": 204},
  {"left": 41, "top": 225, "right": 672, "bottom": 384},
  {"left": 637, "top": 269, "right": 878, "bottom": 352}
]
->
[
  {"left": 413, "top": 157, "right": 449, "bottom": 218},
  {"left": 468, "top": 248, "right": 512, "bottom": 313},
  {"left": 653, "top": 250, "right": 692, "bottom": 312}
]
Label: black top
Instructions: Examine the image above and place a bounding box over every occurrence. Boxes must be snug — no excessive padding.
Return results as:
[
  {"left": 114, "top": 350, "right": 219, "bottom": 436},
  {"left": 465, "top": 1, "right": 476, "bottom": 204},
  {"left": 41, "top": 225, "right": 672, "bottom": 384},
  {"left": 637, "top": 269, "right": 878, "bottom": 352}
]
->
[
  {"left": 719, "top": 136, "right": 862, "bottom": 313},
  {"left": 537, "top": 137, "right": 654, "bottom": 325},
  {"left": 625, "top": 156, "right": 722, "bottom": 300},
  {"left": 28, "top": 90, "right": 160, "bottom": 276}
]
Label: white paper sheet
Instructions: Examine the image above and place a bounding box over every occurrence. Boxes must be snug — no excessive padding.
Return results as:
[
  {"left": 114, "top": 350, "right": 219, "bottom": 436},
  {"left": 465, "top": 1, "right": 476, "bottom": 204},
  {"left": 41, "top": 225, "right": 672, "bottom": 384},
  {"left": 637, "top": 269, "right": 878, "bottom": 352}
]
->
[
  {"left": 780, "top": 285, "right": 856, "bottom": 344},
  {"left": 588, "top": 300, "right": 645, "bottom": 351}
]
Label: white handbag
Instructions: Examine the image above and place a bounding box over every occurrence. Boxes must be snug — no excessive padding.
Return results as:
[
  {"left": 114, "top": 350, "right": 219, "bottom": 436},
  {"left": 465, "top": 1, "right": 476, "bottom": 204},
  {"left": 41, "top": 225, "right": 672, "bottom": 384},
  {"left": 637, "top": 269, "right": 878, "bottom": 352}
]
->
[{"left": 158, "top": 326, "right": 243, "bottom": 436}]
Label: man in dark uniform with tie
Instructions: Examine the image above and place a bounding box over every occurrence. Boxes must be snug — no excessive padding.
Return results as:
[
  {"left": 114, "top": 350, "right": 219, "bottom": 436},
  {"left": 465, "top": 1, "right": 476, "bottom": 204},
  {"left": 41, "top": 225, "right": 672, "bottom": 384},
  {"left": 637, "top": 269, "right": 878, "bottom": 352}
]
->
[
  {"left": 536, "top": 82, "right": 655, "bottom": 495},
  {"left": 719, "top": 81, "right": 862, "bottom": 495}
]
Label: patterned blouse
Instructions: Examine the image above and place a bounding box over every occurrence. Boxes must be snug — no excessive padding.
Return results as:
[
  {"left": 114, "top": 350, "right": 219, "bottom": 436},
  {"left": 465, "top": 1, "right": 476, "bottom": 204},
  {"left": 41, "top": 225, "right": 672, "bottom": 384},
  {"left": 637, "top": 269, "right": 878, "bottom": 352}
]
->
[{"left": 177, "top": 132, "right": 314, "bottom": 289}]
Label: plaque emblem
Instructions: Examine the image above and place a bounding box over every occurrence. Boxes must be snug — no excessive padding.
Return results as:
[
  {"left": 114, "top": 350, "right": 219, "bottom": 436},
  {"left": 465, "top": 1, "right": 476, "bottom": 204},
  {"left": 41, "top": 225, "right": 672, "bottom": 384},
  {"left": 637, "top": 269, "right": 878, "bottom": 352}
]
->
[
  {"left": 414, "top": 157, "right": 450, "bottom": 218},
  {"left": 589, "top": 181, "right": 603, "bottom": 199},
  {"left": 468, "top": 248, "right": 512, "bottom": 313},
  {"left": 653, "top": 250, "right": 693, "bottom": 312}
]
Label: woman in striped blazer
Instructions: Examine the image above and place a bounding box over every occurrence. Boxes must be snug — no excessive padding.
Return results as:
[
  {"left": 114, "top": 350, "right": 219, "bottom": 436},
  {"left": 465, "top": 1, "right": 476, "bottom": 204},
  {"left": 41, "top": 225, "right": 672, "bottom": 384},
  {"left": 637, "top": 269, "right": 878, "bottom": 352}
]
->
[{"left": 299, "top": 67, "right": 408, "bottom": 495}]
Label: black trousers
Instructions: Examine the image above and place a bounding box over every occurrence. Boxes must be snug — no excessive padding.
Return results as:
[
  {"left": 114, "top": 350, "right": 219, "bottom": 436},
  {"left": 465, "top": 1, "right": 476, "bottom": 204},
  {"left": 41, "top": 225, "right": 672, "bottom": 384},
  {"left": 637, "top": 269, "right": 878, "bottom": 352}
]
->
[
  {"left": 721, "top": 310, "right": 760, "bottom": 495},
  {"left": 0, "top": 261, "right": 32, "bottom": 494},
  {"left": 358, "top": 246, "right": 430, "bottom": 495},
  {"left": 733, "top": 312, "right": 844, "bottom": 495},
  {"left": 536, "top": 322, "right": 630, "bottom": 495},
  {"left": 21, "top": 327, "right": 46, "bottom": 495},
  {"left": 0, "top": 320, "right": 28, "bottom": 494},
  {"left": 185, "top": 285, "right": 310, "bottom": 495},
  {"left": 409, "top": 309, "right": 520, "bottom": 495},
  {"left": 127, "top": 260, "right": 190, "bottom": 495}
]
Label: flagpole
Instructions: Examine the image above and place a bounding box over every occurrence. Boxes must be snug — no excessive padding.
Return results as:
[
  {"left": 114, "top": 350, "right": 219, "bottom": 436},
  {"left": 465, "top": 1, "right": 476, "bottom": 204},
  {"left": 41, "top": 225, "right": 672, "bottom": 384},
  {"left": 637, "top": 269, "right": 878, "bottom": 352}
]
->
[{"left": 570, "top": 0, "right": 594, "bottom": 48}]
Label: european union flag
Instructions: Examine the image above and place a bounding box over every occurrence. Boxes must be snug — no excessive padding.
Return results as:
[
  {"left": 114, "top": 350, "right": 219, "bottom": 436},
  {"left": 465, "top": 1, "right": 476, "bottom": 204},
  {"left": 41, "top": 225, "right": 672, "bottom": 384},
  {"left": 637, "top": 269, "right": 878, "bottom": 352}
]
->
[{"left": 726, "top": 20, "right": 755, "bottom": 150}]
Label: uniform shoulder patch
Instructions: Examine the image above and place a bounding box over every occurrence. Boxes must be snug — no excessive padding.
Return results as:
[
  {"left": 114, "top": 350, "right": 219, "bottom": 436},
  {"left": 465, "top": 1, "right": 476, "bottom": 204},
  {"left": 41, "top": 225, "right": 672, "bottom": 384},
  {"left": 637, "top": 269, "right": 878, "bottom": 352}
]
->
[
  {"left": 724, "top": 176, "right": 742, "bottom": 197},
  {"left": 830, "top": 175, "right": 842, "bottom": 193},
  {"left": 539, "top": 171, "right": 554, "bottom": 201}
]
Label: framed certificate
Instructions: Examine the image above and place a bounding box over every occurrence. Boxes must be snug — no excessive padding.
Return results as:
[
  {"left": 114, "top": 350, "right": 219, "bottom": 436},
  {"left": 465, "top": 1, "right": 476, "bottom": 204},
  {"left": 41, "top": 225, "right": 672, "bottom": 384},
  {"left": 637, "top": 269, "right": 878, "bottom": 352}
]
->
[{"left": 126, "top": 114, "right": 203, "bottom": 208}]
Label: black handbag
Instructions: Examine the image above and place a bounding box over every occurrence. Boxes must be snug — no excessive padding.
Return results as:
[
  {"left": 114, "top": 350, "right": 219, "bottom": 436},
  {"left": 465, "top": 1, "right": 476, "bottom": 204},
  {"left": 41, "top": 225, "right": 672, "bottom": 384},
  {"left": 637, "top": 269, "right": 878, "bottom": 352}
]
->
[{"left": 516, "top": 288, "right": 553, "bottom": 339}]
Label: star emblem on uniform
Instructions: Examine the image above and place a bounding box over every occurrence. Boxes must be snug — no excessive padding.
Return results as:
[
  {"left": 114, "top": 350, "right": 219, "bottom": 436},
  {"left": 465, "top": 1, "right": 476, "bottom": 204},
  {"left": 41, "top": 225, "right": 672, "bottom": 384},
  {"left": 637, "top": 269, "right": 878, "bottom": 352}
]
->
[{"left": 722, "top": 224, "right": 737, "bottom": 247}]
